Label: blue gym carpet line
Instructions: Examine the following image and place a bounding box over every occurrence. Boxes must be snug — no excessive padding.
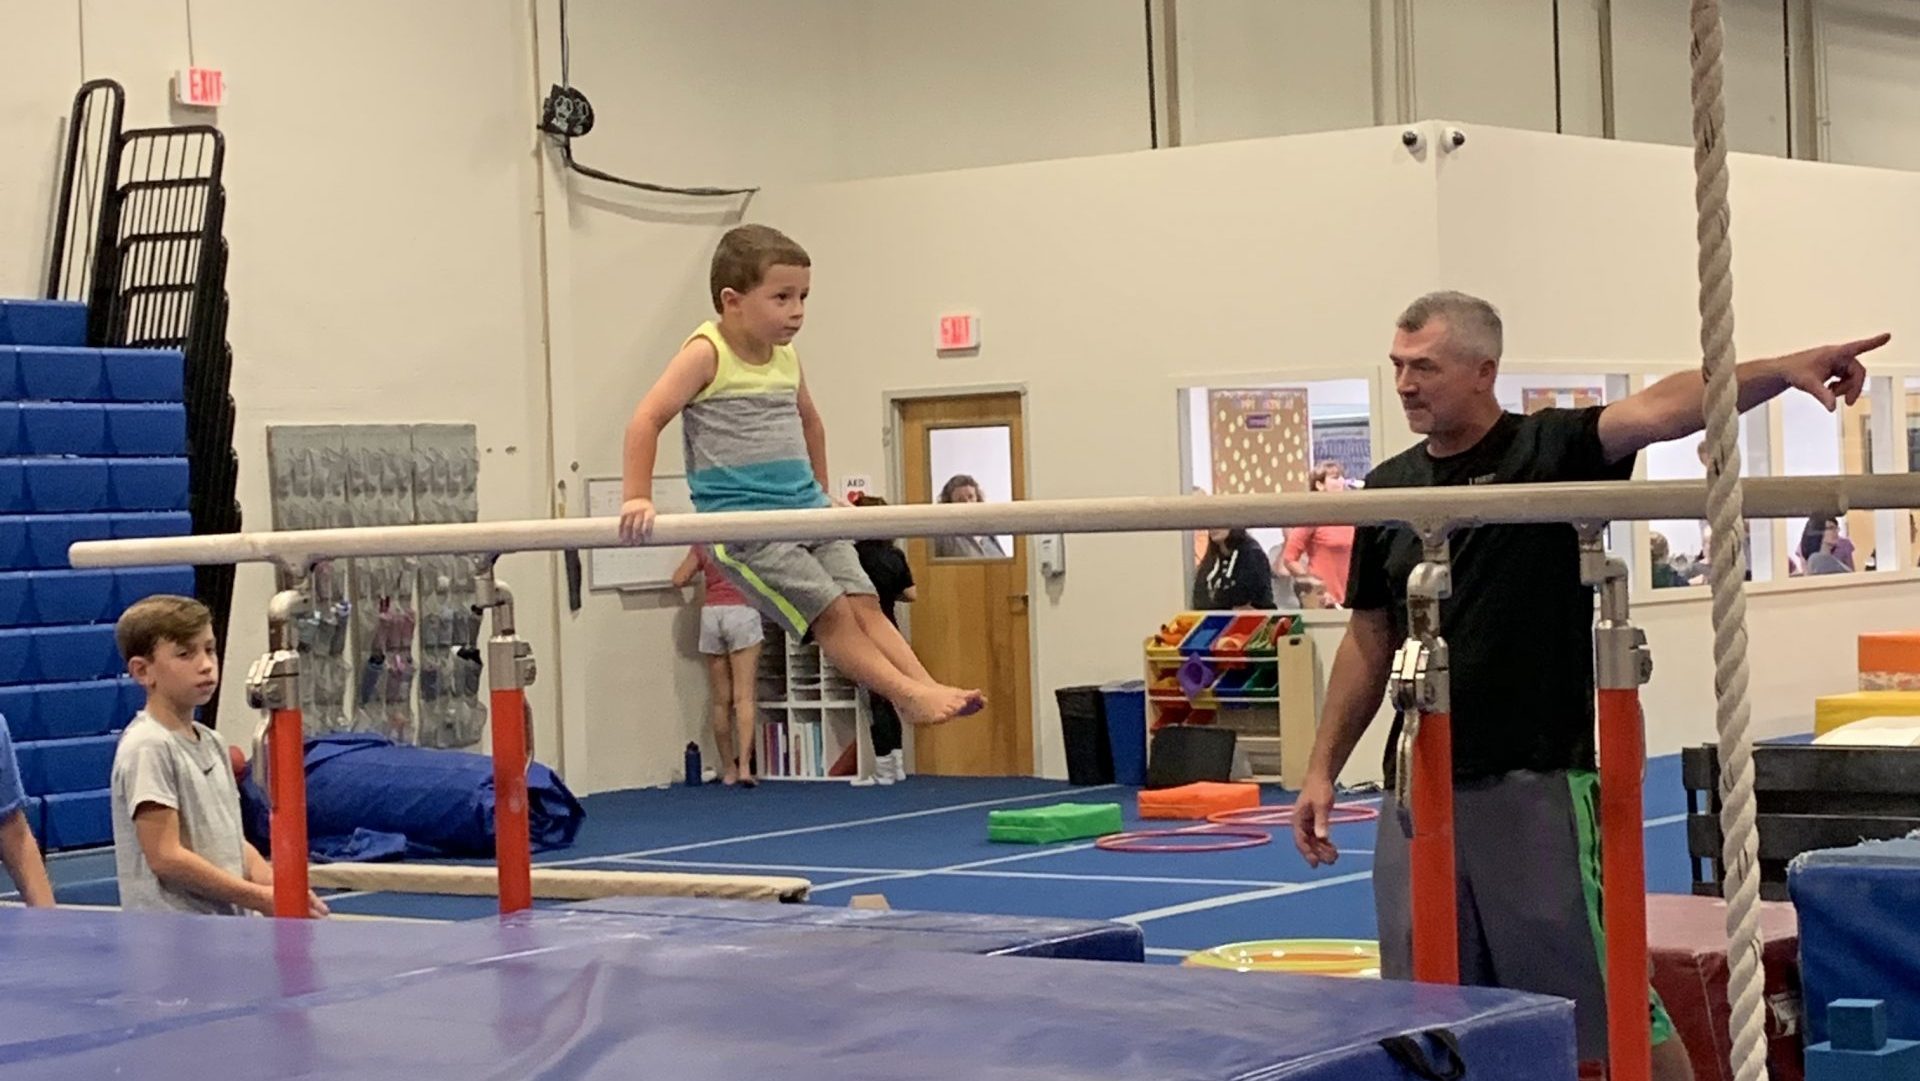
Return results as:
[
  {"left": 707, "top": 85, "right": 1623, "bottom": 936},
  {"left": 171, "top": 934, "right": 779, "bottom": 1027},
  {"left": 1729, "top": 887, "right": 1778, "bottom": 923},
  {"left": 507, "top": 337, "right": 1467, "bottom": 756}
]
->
[{"left": 9, "top": 757, "right": 1698, "bottom": 960}]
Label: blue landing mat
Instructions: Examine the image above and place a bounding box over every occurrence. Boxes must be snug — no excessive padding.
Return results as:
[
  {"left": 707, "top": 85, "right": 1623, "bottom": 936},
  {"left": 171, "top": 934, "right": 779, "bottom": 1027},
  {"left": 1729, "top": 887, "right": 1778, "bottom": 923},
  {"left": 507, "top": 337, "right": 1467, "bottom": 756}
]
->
[
  {"left": 0, "top": 907, "right": 1575, "bottom": 1080},
  {"left": 535, "top": 895, "right": 1144, "bottom": 961}
]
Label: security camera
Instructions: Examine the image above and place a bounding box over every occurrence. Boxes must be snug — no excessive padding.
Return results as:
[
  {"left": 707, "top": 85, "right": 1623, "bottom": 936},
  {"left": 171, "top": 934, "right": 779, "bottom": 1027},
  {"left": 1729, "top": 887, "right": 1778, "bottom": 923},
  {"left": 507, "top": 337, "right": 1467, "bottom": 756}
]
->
[
  {"left": 1443, "top": 127, "right": 1467, "bottom": 150},
  {"left": 1400, "top": 128, "right": 1426, "bottom": 154}
]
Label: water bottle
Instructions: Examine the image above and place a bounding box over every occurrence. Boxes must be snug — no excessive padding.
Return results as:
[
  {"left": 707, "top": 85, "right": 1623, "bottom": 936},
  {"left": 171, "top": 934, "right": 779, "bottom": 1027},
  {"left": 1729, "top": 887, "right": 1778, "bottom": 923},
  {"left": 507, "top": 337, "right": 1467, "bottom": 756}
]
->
[{"left": 685, "top": 742, "right": 702, "bottom": 786}]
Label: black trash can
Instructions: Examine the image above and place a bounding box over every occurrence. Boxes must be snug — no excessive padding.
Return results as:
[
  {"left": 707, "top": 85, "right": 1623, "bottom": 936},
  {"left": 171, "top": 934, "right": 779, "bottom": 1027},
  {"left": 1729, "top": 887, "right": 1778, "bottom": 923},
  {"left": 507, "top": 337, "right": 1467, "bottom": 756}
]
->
[{"left": 1056, "top": 685, "right": 1115, "bottom": 785}]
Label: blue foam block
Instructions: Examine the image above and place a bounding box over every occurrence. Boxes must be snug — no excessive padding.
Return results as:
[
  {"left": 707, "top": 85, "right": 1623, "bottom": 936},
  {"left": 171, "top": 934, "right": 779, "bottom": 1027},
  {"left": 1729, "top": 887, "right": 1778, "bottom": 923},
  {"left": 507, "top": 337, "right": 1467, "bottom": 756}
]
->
[
  {"left": 109, "top": 458, "right": 189, "bottom": 511},
  {"left": 24, "top": 459, "right": 111, "bottom": 513},
  {"left": 0, "top": 404, "right": 19, "bottom": 455},
  {"left": 544, "top": 895, "right": 1146, "bottom": 961},
  {"left": 27, "top": 514, "right": 116, "bottom": 569},
  {"left": 15, "top": 734, "right": 116, "bottom": 797},
  {"left": 1792, "top": 837, "right": 1920, "bottom": 1045},
  {"left": 14, "top": 681, "right": 121, "bottom": 741},
  {"left": 104, "top": 404, "right": 187, "bottom": 455},
  {"left": 111, "top": 511, "right": 192, "bottom": 540},
  {"left": 31, "top": 625, "right": 121, "bottom": 684},
  {"left": 21, "top": 404, "right": 109, "bottom": 456},
  {"left": 17, "top": 346, "right": 106, "bottom": 400},
  {"left": 1808, "top": 999, "right": 1920, "bottom": 1081},
  {"left": 0, "top": 301, "right": 88, "bottom": 348},
  {"left": 0, "top": 907, "right": 1576, "bottom": 1080},
  {"left": 39, "top": 788, "right": 111, "bottom": 849},
  {"left": 0, "top": 630, "right": 35, "bottom": 684},
  {"left": 0, "top": 462, "right": 22, "bottom": 514},
  {"left": 102, "top": 349, "right": 185, "bottom": 403},
  {"left": 115, "top": 565, "right": 196, "bottom": 609},
  {"left": 30, "top": 570, "right": 117, "bottom": 625},
  {"left": 0, "top": 517, "right": 27, "bottom": 570},
  {"left": 0, "top": 573, "right": 30, "bottom": 627}
]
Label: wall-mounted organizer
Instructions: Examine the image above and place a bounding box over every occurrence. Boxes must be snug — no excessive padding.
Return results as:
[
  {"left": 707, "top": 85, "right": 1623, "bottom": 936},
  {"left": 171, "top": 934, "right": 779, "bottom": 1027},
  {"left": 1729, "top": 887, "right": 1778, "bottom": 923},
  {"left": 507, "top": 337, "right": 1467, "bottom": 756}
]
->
[
  {"left": 1144, "top": 611, "right": 1318, "bottom": 787},
  {"left": 754, "top": 622, "right": 874, "bottom": 782},
  {"left": 265, "top": 423, "right": 481, "bottom": 748}
]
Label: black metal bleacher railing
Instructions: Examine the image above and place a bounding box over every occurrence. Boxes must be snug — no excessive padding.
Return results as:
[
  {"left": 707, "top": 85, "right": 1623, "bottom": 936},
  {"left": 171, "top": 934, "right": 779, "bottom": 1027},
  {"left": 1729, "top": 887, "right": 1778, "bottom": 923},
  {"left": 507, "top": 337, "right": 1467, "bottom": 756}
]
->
[{"left": 46, "top": 81, "right": 243, "bottom": 729}]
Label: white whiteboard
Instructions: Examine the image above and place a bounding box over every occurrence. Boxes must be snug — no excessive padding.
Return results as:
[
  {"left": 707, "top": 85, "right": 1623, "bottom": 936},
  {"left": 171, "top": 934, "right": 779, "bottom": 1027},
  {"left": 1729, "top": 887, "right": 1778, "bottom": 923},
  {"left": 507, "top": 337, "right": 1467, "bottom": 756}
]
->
[{"left": 585, "top": 475, "right": 693, "bottom": 591}]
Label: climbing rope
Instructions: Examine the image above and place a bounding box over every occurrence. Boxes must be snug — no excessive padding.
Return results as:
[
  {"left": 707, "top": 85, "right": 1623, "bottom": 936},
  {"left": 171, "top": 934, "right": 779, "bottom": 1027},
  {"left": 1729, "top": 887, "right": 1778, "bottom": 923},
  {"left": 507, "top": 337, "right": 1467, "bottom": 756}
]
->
[{"left": 1688, "top": 5, "right": 1767, "bottom": 1081}]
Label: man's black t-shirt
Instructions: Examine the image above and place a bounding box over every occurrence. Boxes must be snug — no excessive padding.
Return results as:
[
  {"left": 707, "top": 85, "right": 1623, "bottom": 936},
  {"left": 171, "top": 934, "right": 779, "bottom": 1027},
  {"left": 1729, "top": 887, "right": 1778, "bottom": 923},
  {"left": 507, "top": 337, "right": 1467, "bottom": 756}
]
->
[{"left": 1345, "top": 407, "right": 1636, "bottom": 783}]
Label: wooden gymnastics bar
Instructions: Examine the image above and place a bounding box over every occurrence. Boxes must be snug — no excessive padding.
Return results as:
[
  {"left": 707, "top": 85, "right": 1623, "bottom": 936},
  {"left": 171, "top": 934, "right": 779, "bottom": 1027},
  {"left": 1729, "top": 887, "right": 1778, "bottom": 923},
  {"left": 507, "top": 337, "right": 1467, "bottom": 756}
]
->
[{"left": 306, "top": 863, "right": 811, "bottom": 903}]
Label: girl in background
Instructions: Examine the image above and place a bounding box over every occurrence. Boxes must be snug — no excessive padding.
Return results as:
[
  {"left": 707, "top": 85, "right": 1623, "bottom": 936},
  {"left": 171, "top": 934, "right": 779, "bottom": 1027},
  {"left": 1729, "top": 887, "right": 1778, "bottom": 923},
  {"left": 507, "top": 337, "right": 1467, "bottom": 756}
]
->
[{"left": 673, "top": 547, "right": 763, "bottom": 786}]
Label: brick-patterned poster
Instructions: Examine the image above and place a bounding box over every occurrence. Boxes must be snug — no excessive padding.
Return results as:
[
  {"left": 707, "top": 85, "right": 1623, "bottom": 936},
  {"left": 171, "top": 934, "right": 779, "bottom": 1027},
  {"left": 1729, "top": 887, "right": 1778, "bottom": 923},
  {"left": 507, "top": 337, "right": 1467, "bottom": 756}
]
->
[{"left": 1210, "top": 388, "right": 1309, "bottom": 495}]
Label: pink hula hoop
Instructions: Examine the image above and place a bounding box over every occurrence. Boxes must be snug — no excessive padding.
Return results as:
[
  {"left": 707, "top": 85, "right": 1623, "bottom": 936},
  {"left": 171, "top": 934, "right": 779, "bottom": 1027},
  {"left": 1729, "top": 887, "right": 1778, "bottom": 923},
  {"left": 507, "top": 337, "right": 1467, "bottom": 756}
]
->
[
  {"left": 1205, "top": 803, "right": 1380, "bottom": 827},
  {"left": 1095, "top": 827, "right": 1271, "bottom": 853}
]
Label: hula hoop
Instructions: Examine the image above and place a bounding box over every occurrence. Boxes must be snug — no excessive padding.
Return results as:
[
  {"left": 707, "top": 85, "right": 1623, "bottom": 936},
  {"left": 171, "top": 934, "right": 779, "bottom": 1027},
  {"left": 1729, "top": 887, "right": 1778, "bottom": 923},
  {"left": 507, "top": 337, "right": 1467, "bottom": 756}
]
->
[
  {"left": 1095, "top": 827, "right": 1270, "bottom": 853},
  {"left": 1206, "top": 802, "right": 1380, "bottom": 827}
]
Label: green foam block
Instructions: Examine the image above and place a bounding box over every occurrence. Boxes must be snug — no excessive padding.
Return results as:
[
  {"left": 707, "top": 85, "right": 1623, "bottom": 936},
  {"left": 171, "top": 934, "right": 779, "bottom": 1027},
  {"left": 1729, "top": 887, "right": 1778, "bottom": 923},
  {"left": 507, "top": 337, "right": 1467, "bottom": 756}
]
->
[{"left": 987, "top": 802, "right": 1125, "bottom": 844}]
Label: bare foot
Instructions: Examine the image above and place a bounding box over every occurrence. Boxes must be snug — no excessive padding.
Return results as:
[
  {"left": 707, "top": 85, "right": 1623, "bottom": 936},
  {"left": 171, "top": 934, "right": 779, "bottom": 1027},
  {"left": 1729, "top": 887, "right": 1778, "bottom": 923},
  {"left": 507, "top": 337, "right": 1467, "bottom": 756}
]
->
[
  {"left": 722, "top": 768, "right": 739, "bottom": 786},
  {"left": 737, "top": 760, "right": 758, "bottom": 787},
  {"left": 900, "top": 685, "right": 981, "bottom": 726}
]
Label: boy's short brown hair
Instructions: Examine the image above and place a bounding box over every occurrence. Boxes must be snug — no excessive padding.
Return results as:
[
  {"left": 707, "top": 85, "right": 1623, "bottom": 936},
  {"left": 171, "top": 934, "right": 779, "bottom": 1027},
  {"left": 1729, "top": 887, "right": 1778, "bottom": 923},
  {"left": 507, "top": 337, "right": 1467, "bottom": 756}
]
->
[
  {"left": 116, "top": 595, "right": 213, "bottom": 660},
  {"left": 710, "top": 224, "right": 809, "bottom": 312}
]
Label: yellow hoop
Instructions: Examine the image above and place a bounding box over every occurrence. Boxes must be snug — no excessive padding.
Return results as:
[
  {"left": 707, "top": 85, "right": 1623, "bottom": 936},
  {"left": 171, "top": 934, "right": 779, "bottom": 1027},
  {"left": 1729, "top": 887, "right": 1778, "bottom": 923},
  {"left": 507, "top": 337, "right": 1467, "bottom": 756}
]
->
[{"left": 1180, "top": 938, "right": 1381, "bottom": 978}]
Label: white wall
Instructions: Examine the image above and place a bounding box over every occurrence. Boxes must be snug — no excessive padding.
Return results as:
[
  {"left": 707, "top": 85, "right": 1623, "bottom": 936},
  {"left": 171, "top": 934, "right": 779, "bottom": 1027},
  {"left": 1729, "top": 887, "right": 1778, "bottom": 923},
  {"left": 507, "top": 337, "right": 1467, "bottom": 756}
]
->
[
  {"left": 1435, "top": 122, "right": 1920, "bottom": 751},
  {"left": 1819, "top": 0, "right": 1920, "bottom": 169},
  {"left": 0, "top": 0, "right": 83, "bottom": 298}
]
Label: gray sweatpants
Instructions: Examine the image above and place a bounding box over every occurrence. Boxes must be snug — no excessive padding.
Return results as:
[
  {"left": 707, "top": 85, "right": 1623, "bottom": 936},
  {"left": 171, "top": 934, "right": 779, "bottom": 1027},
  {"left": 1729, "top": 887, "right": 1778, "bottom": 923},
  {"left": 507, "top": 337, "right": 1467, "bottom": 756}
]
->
[{"left": 1374, "top": 768, "right": 1674, "bottom": 1064}]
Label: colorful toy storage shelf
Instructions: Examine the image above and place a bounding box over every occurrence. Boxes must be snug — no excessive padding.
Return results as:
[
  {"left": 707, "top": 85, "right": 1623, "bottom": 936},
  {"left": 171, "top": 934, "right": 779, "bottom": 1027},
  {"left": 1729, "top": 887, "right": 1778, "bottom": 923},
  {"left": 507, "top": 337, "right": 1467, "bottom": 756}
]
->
[{"left": 1143, "top": 611, "right": 1317, "bottom": 787}]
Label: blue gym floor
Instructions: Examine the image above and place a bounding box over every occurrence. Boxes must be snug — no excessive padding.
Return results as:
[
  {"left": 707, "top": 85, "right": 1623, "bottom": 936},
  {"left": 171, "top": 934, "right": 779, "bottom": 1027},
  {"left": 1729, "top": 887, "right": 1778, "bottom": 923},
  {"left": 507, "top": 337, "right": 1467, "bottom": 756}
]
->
[{"left": 8, "top": 754, "right": 1697, "bottom": 961}]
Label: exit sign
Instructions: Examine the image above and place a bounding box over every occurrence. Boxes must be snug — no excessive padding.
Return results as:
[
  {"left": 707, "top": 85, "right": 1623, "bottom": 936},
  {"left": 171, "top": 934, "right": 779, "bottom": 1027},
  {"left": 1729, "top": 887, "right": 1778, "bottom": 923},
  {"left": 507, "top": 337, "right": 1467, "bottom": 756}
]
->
[
  {"left": 174, "top": 68, "right": 225, "bottom": 108},
  {"left": 937, "top": 312, "right": 980, "bottom": 353}
]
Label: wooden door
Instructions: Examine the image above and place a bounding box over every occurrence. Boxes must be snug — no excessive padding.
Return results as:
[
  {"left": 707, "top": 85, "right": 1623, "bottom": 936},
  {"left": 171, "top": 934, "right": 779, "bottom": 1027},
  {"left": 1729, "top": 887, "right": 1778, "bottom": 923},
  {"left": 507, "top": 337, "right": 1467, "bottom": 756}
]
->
[{"left": 897, "top": 393, "right": 1033, "bottom": 776}]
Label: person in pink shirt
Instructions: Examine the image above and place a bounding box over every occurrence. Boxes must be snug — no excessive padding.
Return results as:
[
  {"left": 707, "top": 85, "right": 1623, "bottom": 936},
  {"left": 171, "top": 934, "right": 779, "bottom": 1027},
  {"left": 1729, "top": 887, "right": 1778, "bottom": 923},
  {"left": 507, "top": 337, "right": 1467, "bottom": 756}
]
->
[
  {"left": 674, "top": 547, "right": 765, "bottom": 786},
  {"left": 1280, "top": 461, "right": 1356, "bottom": 607}
]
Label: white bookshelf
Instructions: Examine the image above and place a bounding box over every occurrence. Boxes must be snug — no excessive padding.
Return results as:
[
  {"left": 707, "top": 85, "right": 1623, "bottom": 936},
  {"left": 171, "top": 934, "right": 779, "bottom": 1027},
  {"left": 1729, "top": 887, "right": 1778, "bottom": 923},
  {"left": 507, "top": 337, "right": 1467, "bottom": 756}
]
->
[{"left": 756, "top": 622, "right": 876, "bottom": 783}]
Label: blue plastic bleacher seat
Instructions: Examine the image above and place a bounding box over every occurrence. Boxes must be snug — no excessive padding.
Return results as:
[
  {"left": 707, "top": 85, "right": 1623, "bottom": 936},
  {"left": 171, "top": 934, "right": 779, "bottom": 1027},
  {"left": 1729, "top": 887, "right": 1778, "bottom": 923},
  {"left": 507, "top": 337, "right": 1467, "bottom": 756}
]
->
[
  {"left": 9, "top": 681, "right": 120, "bottom": 742},
  {"left": 40, "top": 788, "right": 111, "bottom": 849},
  {"left": 115, "top": 566, "right": 196, "bottom": 610},
  {"left": 104, "top": 404, "right": 187, "bottom": 455},
  {"left": 0, "top": 574, "right": 29, "bottom": 627},
  {"left": 24, "top": 459, "right": 110, "bottom": 513},
  {"left": 110, "top": 458, "right": 190, "bottom": 511},
  {"left": 0, "top": 348, "right": 18, "bottom": 397},
  {"left": 112, "top": 511, "right": 192, "bottom": 540},
  {"left": 18, "top": 347, "right": 106, "bottom": 400},
  {"left": 21, "top": 404, "right": 109, "bottom": 456},
  {"left": 31, "top": 570, "right": 117, "bottom": 625},
  {"left": 0, "top": 685, "right": 33, "bottom": 739},
  {"left": 0, "top": 517, "right": 25, "bottom": 571},
  {"left": 0, "top": 404, "right": 19, "bottom": 455},
  {"left": 0, "top": 630, "right": 34, "bottom": 685},
  {"left": 103, "top": 348, "right": 185, "bottom": 403},
  {"left": 31, "top": 625, "right": 120, "bottom": 684},
  {"left": 0, "top": 462, "right": 23, "bottom": 514},
  {"left": 25, "top": 514, "right": 114, "bottom": 569},
  {"left": 15, "top": 734, "right": 117, "bottom": 798},
  {"left": 0, "top": 300, "right": 87, "bottom": 348}
]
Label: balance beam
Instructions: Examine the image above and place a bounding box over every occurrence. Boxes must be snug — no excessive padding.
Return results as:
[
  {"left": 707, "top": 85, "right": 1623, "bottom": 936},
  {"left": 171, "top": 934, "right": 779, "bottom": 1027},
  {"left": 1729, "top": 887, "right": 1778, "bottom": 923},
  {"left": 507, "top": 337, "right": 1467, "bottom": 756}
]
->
[{"left": 306, "top": 863, "right": 811, "bottom": 903}]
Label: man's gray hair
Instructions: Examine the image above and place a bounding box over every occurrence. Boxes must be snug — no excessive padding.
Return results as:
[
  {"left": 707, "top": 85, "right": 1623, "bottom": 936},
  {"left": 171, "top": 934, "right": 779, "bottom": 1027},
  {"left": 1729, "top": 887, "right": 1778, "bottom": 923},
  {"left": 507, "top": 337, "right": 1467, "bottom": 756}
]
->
[{"left": 1397, "top": 291, "right": 1503, "bottom": 362}]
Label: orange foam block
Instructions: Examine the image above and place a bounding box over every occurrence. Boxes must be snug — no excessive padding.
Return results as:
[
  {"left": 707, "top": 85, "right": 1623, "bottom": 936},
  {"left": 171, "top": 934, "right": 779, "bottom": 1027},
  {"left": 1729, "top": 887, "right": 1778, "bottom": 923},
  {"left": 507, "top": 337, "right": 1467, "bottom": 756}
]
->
[
  {"left": 1139, "top": 781, "right": 1260, "bottom": 821},
  {"left": 1859, "top": 631, "right": 1920, "bottom": 691}
]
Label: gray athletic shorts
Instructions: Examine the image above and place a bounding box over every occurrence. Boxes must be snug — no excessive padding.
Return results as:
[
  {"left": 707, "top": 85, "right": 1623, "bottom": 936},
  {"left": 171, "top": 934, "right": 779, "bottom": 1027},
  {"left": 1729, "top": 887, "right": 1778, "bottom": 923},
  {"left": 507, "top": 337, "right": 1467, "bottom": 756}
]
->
[
  {"left": 1374, "top": 768, "right": 1675, "bottom": 1064},
  {"left": 698, "top": 605, "right": 763, "bottom": 656},
  {"left": 706, "top": 540, "right": 875, "bottom": 638}
]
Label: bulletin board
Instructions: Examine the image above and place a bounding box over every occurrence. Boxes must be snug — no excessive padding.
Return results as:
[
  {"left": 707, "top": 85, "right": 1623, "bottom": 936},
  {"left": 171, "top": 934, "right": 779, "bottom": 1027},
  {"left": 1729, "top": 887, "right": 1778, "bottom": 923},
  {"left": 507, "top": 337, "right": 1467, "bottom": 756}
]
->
[
  {"left": 584, "top": 475, "right": 694, "bottom": 591},
  {"left": 1209, "top": 388, "right": 1311, "bottom": 495}
]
